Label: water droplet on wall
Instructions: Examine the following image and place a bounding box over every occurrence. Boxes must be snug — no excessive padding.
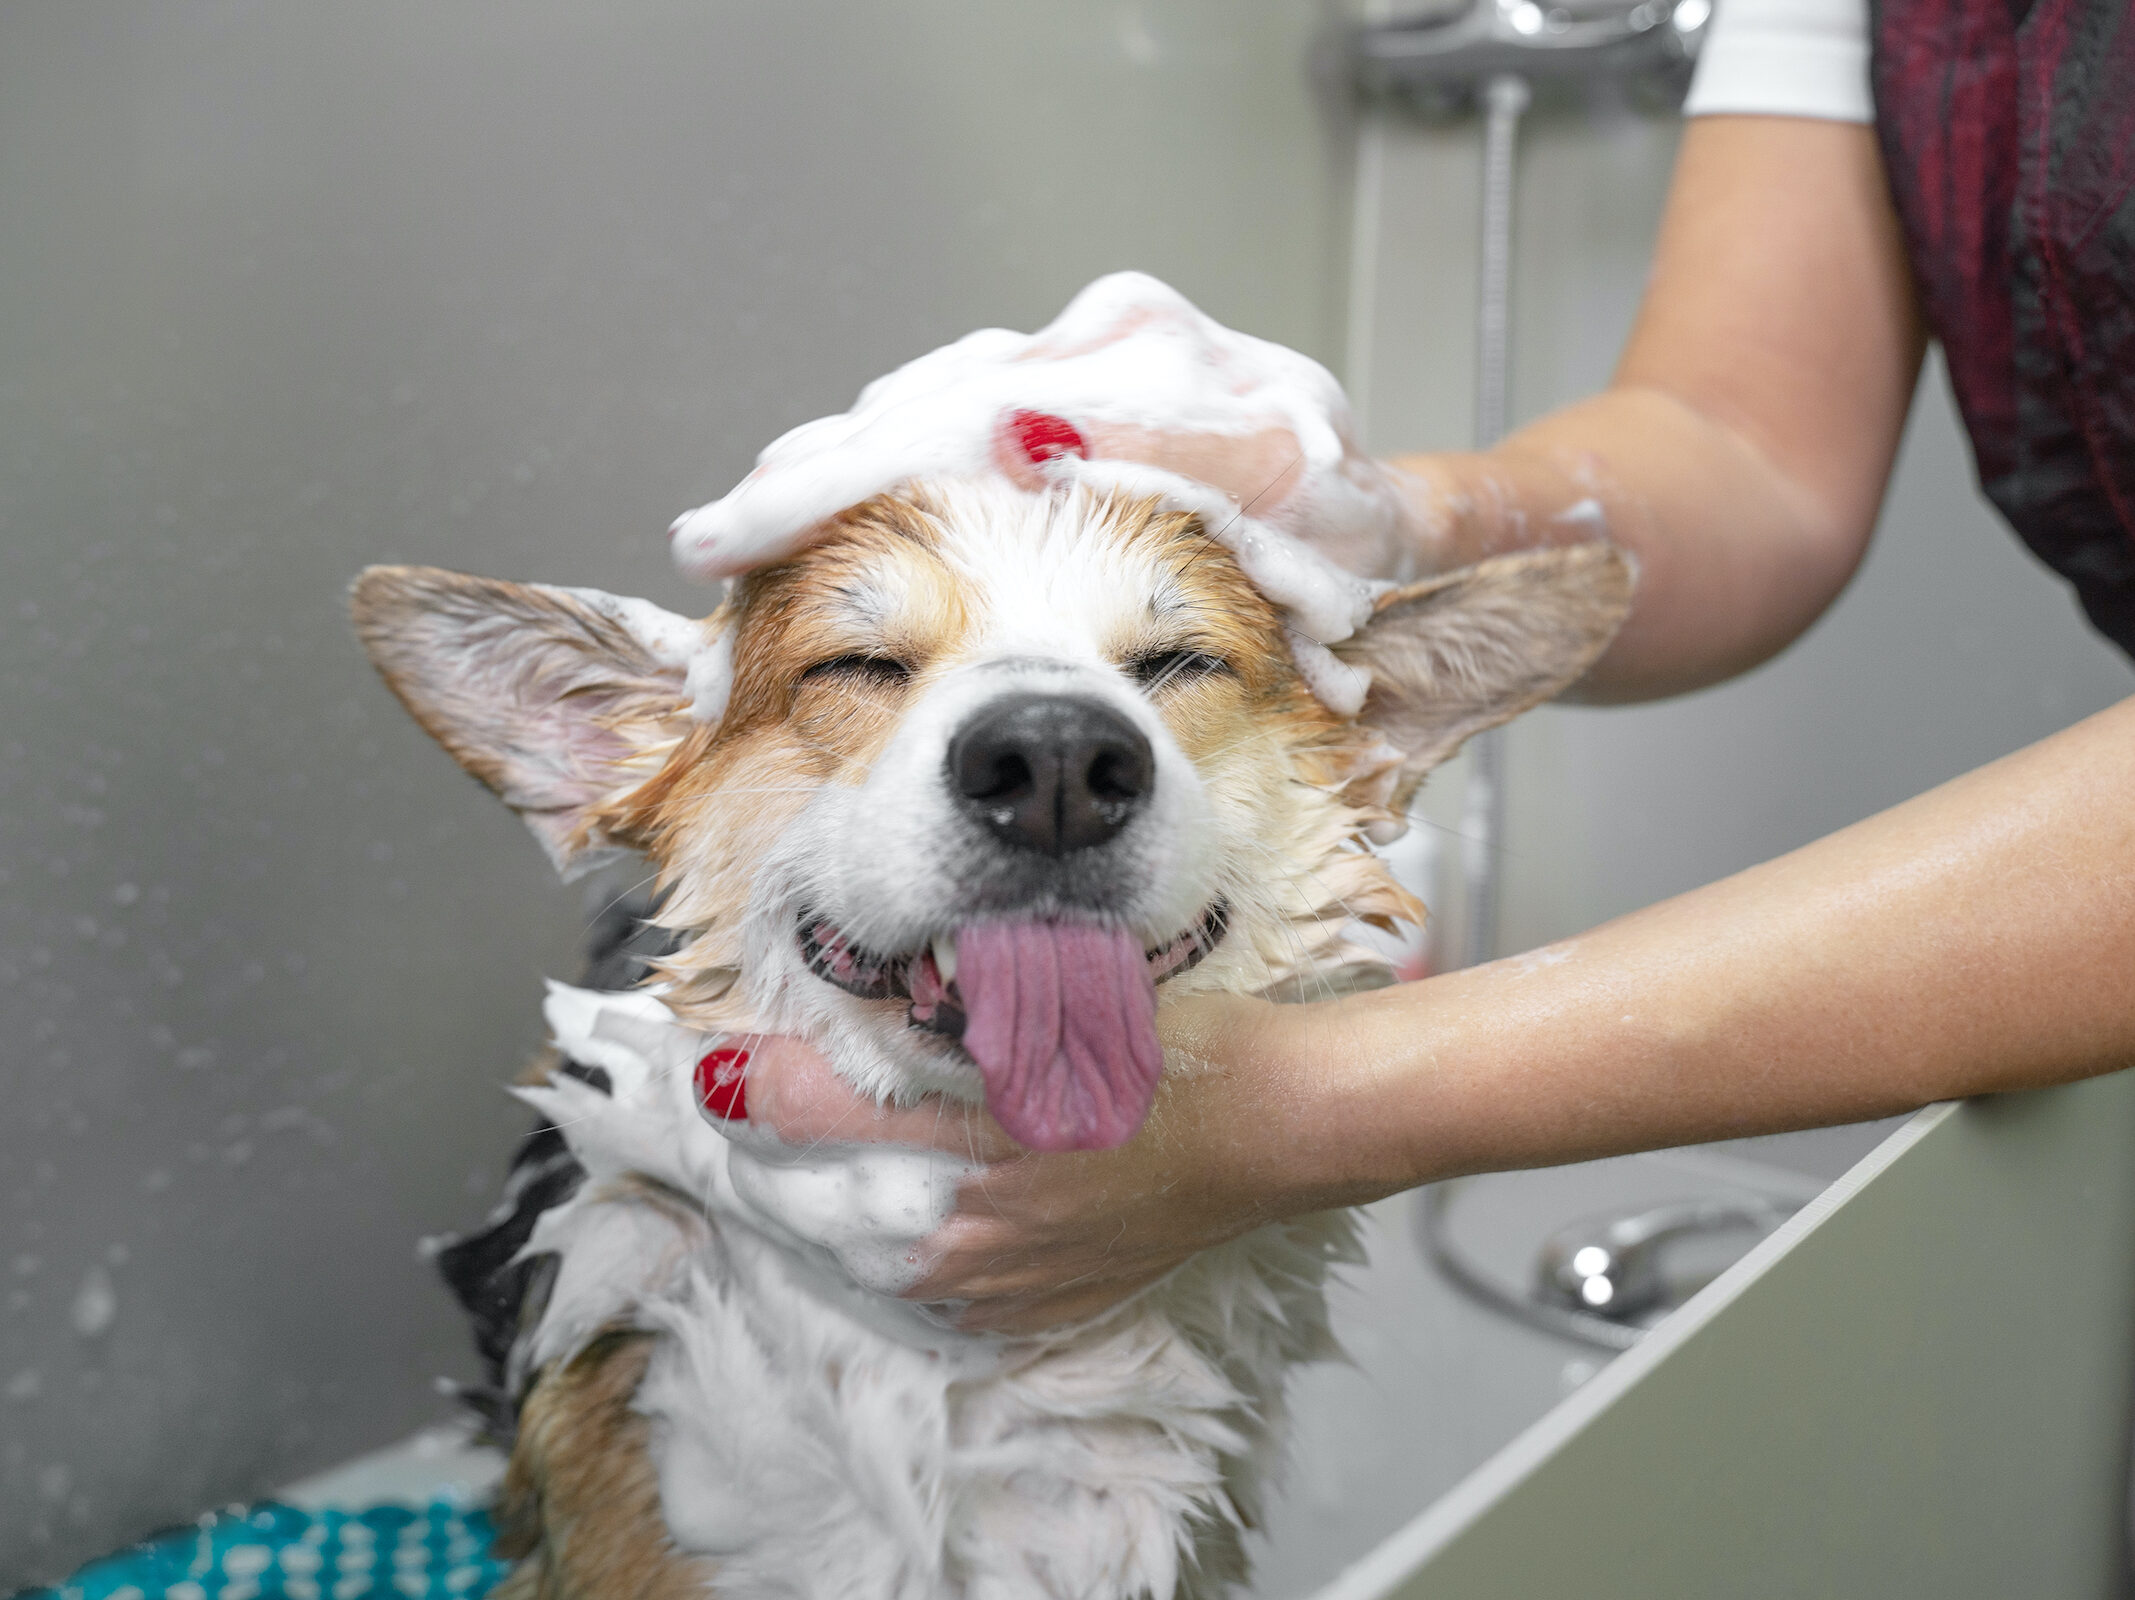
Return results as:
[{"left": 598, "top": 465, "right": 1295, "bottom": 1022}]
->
[{"left": 70, "top": 1264, "right": 117, "bottom": 1338}]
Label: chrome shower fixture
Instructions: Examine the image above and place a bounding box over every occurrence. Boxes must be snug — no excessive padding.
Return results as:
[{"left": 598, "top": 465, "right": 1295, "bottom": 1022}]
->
[
  {"left": 1418, "top": 1180, "right": 1801, "bottom": 1352},
  {"left": 1350, "top": 0, "right": 1708, "bottom": 113},
  {"left": 1533, "top": 1194, "right": 1796, "bottom": 1321}
]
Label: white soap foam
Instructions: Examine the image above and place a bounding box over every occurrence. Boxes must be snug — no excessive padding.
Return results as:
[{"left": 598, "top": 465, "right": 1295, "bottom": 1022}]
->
[
  {"left": 1550, "top": 496, "right": 1608, "bottom": 535},
  {"left": 523, "top": 983, "right": 984, "bottom": 1360},
  {"left": 667, "top": 271, "right": 1412, "bottom": 711}
]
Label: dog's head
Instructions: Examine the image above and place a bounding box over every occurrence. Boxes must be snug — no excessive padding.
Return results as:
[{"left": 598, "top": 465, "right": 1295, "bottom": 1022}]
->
[{"left": 353, "top": 481, "right": 1629, "bottom": 1149}]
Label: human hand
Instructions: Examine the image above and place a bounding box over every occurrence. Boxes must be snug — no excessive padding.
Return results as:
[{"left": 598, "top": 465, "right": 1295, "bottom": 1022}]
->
[
  {"left": 668, "top": 272, "right": 1445, "bottom": 597},
  {"left": 987, "top": 415, "right": 1453, "bottom": 582},
  {"left": 729, "top": 994, "right": 1389, "bottom": 1334}
]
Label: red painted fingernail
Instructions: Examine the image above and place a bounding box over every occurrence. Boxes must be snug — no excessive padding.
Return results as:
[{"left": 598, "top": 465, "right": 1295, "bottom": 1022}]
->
[
  {"left": 1002, "top": 409, "right": 1086, "bottom": 466},
  {"left": 695, "top": 1046, "right": 750, "bottom": 1121}
]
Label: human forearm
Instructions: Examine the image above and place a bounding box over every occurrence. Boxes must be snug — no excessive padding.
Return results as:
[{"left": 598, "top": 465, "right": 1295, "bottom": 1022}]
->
[
  {"left": 1391, "top": 387, "right": 1871, "bottom": 700},
  {"left": 1294, "top": 695, "right": 2135, "bottom": 1189},
  {"left": 1389, "top": 117, "right": 1925, "bottom": 702},
  {"left": 747, "top": 702, "right": 2135, "bottom": 1332}
]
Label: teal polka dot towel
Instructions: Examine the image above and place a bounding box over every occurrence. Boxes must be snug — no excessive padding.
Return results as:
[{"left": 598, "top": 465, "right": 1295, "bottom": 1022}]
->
[{"left": 14, "top": 1499, "right": 509, "bottom": 1600}]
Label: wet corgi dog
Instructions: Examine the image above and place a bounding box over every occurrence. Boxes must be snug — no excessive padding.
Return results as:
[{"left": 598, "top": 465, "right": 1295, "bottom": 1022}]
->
[{"left": 352, "top": 479, "right": 1631, "bottom": 1600}]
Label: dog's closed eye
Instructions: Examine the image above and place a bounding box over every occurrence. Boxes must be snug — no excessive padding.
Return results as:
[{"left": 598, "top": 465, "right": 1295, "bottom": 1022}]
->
[
  {"left": 801, "top": 654, "right": 913, "bottom": 690},
  {"left": 1125, "top": 649, "right": 1232, "bottom": 692}
]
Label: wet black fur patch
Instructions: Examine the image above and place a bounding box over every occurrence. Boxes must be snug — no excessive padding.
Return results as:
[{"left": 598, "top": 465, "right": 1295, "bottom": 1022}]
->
[{"left": 432, "top": 892, "right": 677, "bottom": 1442}]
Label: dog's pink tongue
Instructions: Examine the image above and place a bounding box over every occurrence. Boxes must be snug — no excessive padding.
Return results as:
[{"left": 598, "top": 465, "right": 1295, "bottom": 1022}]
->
[{"left": 955, "top": 920, "right": 1161, "bottom": 1152}]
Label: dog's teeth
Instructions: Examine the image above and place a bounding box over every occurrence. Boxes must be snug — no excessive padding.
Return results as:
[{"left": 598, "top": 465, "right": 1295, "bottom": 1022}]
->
[{"left": 931, "top": 934, "right": 958, "bottom": 984}]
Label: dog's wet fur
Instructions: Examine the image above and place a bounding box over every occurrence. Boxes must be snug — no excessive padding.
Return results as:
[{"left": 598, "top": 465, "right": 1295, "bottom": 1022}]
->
[{"left": 356, "top": 481, "right": 1631, "bottom": 1599}]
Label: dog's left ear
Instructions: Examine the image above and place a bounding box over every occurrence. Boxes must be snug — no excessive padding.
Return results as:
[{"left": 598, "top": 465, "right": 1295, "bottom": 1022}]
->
[
  {"left": 351, "top": 565, "right": 714, "bottom": 878},
  {"left": 1334, "top": 543, "right": 1635, "bottom": 811}
]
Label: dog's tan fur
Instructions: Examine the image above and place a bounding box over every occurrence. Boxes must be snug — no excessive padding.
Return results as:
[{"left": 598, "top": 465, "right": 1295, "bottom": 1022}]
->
[
  {"left": 491, "top": 1329, "right": 717, "bottom": 1600},
  {"left": 353, "top": 485, "right": 1633, "bottom": 1598}
]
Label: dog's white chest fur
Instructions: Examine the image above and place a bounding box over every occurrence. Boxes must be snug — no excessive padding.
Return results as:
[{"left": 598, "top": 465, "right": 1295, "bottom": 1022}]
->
[{"left": 521, "top": 983, "right": 1356, "bottom": 1600}]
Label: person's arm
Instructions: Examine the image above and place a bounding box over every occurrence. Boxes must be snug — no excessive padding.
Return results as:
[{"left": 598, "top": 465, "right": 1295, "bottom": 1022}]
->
[
  {"left": 864, "top": 695, "right": 2135, "bottom": 1329},
  {"left": 1396, "top": 114, "right": 1925, "bottom": 699},
  {"left": 735, "top": 113, "right": 2085, "bottom": 1334}
]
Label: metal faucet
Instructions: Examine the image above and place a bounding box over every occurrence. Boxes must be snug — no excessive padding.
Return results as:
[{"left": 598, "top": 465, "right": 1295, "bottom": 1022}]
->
[
  {"left": 1534, "top": 1195, "right": 1797, "bottom": 1320},
  {"left": 1350, "top": 0, "right": 1708, "bottom": 115}
]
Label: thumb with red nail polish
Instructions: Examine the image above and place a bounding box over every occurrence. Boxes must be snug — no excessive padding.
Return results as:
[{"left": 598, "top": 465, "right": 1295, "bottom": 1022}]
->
[{"left": 694, "top": 1040, "right": 753, "bottom": 1122}]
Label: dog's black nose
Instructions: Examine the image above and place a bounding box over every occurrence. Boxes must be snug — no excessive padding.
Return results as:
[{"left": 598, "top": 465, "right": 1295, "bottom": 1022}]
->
[{"left": 948, "top": 694, "right": 1155, "bottom": 855}]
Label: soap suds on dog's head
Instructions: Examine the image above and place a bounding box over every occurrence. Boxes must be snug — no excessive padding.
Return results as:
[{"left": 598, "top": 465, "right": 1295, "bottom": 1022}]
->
[{"left": 668, "top": 272, "right": 1416, "bottom": 715}]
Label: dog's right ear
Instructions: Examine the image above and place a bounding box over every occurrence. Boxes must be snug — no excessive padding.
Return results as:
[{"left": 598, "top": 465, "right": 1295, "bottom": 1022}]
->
[
  {"left": 1334, "top": 543, "right": 1635, "bottom": 813},
  {"left": 350, "top": 565, "right": 717, "bottom": 879}
]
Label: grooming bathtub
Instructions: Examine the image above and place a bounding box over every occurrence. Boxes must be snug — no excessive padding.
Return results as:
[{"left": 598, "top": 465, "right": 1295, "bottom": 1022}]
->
[{"left": 245, "top": 1071, "right": 2135, "bottom": 1600}]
